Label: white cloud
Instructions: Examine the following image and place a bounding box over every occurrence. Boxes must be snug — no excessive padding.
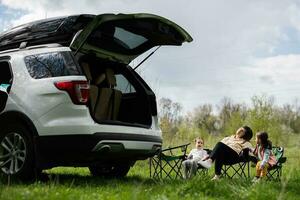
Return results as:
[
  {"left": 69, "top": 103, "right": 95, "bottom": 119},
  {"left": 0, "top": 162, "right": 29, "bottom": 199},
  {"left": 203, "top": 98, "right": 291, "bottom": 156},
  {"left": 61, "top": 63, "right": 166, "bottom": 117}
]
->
[
  {"left": 1, "top": 0, "right": 300, "bottom": 111},
  {"left": 244, "top": 54, "right": 300, "bottom": 84}
]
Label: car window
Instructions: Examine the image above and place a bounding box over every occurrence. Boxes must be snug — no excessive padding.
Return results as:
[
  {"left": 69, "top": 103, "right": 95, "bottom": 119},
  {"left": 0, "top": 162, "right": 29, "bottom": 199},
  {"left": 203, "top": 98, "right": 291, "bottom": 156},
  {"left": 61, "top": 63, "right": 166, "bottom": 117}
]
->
[
  {"left": 115, "top": 74, "right": 136, "bottom": 94},
  {"left": 24, "top": 51, "right": 82, "bottom": 79},
  {"left": 114, "top": 27, "right": 148, "bottom": 49}
]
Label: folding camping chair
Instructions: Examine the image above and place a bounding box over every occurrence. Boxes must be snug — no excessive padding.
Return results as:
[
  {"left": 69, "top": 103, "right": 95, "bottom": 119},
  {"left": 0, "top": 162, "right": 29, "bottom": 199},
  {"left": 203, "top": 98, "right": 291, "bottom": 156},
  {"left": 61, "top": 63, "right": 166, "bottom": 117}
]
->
[
  {"left": 221, "top": 149, "right": 251, "bottom": 179},
  {"left": 149, "top": 143, "right": 190, "bottom": 179},
  {"left": 266, "top": 146, "right": 286, "bottom": 180}
]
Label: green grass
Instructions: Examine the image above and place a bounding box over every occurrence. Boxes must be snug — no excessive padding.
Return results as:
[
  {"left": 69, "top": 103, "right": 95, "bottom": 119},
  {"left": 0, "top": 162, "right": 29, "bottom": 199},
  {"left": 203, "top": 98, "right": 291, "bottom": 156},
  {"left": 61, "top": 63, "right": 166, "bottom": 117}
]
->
[{"left": 0, "top": 137, "right": 300, "bottom": 200}]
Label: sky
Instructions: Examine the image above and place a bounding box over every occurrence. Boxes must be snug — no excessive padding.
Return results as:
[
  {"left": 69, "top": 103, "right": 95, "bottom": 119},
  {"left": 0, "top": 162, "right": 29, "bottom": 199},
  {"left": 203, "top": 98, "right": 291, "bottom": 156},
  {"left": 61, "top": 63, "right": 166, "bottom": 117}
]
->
[{"left": 1, "top": 0, "right": 300, "bottom": 112}]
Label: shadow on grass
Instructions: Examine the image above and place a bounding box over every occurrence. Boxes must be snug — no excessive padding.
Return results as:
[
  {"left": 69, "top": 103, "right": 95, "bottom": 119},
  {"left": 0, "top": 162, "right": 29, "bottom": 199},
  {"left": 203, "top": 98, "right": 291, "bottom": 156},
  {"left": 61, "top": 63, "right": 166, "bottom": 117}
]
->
[
  {"left": 0, "top": 171, "right": 186, "bottom": 188},
  {"left": 43, "top": 172, "right": 155, "bottom": 186}
]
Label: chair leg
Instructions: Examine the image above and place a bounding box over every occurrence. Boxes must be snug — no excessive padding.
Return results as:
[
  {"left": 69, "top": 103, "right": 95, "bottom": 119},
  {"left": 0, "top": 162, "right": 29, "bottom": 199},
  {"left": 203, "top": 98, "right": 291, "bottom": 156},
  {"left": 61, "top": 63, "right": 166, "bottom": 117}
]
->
[
  {"left": 165, "top": 159, "right": 184, "bottom": 179},
  {"left": 247, "top": 161, "right": 250, "bottom": 178},
  {"left": 267, "top": 167, "right": 282, "bottom": 181},
  {"left": 153, "top": 158, "right": 161, "bottom": 179},
  {"left": 160, "top": 161, "right": 173, "bottom": 179},
  {"left": 150, "top": 157, "right": 161, "bottom": 179},
  {"left": 197, "top": 167, "right": 208, "bottom": 176},
  {"left": 149, "top": 158, "right": 152, "bottom": 178},
  {"left": 222, "top": 165, "right": 230, "bottom": 178},
  {"left": 221, "top": 162, "right": 249, "bottom": 179},
  {"left": 239, "top": 163, "right": 248, "bottom": 178}
]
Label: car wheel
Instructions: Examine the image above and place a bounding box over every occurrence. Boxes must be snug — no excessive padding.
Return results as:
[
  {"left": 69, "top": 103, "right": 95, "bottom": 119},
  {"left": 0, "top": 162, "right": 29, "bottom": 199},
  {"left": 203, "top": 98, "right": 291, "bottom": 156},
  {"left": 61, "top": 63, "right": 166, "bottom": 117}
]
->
[
  {"left": 89, "top": 163, "right": 131, "bottom": 178},
  {"left": 0, "top": 124, "right": 35, "bottom": 181}
]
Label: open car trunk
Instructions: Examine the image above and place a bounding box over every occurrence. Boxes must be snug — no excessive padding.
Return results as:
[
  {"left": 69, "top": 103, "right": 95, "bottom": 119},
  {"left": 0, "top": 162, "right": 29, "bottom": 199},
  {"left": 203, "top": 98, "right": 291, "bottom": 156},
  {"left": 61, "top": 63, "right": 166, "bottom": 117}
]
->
[
  {"left": 71, "top": 13, "right": 192, "bottom": 127},
  {"left": 79, "top": 56, "right": 155, "bottom": 128}
]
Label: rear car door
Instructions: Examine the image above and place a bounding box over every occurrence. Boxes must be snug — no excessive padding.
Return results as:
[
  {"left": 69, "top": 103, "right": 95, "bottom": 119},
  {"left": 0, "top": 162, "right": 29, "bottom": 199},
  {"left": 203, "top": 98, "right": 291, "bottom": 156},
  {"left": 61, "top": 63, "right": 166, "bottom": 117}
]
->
[{"left": 0, "top": 59, "right": 12, "bottom": 113}]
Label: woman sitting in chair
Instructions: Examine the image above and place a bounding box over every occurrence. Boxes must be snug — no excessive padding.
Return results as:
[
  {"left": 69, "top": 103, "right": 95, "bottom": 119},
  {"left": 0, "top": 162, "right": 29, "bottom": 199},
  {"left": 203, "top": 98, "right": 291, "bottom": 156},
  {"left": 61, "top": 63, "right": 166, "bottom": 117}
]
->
[{"left": 202, "top": 126, "right": 253, "bottom": 180}]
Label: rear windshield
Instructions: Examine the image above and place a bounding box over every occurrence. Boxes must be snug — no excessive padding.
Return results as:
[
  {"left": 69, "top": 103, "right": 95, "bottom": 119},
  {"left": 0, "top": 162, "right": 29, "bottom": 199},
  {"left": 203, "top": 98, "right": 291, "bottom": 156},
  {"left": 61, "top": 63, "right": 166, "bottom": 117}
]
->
[
  {"left": 24, "top": 51, "right": 82, "bottom": 79},
  {"left": 113, "top": 27, "right": 148, "bottom": 49},
  {"left": 87, "top": 21, "right": 153, "bottom": 55}
]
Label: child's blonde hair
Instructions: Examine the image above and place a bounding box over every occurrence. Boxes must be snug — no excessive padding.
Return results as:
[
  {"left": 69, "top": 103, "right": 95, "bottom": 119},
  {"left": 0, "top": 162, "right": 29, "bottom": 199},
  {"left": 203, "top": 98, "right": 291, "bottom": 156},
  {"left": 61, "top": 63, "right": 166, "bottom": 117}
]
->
[{"left": 194, "top": 137, "right": 204, "bottom": 144}]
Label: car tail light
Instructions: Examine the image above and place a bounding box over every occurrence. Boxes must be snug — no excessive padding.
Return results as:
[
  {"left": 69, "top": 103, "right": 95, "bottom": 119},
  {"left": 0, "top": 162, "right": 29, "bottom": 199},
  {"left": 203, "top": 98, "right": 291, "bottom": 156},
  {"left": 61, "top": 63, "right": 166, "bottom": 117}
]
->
[{"left": 55, "top": 81, "right": 90, "bottom": 105}]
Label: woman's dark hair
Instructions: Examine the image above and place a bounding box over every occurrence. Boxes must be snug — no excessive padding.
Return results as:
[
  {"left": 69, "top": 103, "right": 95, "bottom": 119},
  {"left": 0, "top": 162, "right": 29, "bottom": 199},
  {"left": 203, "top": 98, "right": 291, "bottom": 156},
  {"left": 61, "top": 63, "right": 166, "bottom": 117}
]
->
[
  {"left": 256, "top": 131, "right": 272, "bottom": 149},
  {"left": 241, "top": 126, "right": 253, "bottom": 141}
]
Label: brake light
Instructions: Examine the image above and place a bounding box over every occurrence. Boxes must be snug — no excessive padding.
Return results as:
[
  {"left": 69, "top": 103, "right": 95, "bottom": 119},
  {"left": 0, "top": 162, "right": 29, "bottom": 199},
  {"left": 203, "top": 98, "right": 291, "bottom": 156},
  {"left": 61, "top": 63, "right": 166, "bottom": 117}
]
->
[{"left": 55, "top": 81, "right": 90, "bottom": 105}]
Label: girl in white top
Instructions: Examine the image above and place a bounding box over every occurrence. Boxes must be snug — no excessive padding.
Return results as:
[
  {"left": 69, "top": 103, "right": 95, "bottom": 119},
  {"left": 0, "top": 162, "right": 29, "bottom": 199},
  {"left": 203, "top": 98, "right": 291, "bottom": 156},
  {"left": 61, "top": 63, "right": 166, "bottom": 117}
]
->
[{"left": 182, "top": 137, "right": 211, "bottom": 179}]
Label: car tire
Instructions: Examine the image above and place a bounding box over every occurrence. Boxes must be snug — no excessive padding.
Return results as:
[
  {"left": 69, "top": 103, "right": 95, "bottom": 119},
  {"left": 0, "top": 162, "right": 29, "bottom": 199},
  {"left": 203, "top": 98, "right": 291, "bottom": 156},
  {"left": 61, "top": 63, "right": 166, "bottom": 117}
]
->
[
  {"left": 0, "top": 124, "right": 35, "bottom": 181},
  {"left": 89, "top": 163, "right": 131, "bottom": 178}
]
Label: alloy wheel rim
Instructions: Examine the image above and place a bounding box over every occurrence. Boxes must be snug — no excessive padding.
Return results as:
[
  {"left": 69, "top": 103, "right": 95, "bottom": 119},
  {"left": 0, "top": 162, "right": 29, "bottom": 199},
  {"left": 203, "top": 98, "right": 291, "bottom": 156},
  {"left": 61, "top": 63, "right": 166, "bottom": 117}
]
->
[{"left": 0, "top": 132, "right": 26, "bottom": 175}]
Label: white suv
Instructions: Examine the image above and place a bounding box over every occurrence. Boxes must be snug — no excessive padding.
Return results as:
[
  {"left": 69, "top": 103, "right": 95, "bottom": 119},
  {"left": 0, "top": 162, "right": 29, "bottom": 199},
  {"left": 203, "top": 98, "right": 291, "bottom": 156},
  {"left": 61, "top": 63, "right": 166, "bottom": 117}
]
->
[{"left": 0, "top": 13, "right": 192, "bottom": 180}]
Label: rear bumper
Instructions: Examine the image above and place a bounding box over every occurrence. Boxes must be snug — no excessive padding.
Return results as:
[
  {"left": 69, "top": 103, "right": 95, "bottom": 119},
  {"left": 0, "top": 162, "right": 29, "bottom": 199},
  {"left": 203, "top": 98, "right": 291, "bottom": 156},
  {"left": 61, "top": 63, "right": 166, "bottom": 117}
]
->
[{"left": 35, "top": 132, "right": 162, "bottom": 169}]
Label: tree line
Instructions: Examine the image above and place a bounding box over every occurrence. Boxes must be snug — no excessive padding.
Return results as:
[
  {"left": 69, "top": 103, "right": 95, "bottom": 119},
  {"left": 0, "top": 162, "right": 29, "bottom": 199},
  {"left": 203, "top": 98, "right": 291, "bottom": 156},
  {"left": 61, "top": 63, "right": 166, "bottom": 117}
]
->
[{"left": 159, "top": 95, "right": 300, "bottom": 145}]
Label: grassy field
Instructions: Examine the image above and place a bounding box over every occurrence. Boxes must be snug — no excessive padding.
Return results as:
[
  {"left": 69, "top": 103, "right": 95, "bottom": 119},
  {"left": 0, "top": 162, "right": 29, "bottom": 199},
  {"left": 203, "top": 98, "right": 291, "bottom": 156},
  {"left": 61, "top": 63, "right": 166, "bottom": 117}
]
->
[{"left": 0, "top": 135, "right": 299, "bottom": 200}]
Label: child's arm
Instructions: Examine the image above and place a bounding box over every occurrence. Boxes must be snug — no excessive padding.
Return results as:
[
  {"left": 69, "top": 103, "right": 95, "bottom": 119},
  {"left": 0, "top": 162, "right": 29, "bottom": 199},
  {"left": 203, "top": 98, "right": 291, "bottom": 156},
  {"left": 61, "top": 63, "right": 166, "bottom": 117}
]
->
[
  {"left": 241, "top": 142, "right": 254, "bottom": 154},
  {"left": 250, "top": 144, "right": 258, "bottom": 156},
  {"left": 201, "top": 149, "right": 210, "bottom": 159},
  {"left": 187, "top": 149, "right": 194, "bottom": 159},
  {"left": 248, "top": 145, "right": 256, "bottom": 154},
  {"left": 260, "top": 148, "right": 271, "bottom": 168}
]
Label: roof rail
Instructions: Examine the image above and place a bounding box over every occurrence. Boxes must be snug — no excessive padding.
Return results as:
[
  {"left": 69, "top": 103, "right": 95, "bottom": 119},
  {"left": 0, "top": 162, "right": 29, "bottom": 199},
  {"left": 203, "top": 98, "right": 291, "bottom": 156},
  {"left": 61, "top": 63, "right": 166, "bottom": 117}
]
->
[
  {"left": 0, "top": 43, "right": 63, "bottom": 55},
  {"left": 19, "top": 42, "right": 27, "bottom": 49}
]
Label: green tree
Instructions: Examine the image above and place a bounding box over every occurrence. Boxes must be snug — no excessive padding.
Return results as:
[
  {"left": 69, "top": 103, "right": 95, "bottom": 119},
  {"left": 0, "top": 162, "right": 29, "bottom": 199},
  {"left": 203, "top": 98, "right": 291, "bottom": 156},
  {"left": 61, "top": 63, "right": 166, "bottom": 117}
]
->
[
  {"left": 246, "top": 95, "right": 283, "bottom": 145},
  {"left": 158, "top": 98, "right": 183, "bottom": 140},
  {"left": 192, "top": 104, "right": 217, "bottom": 134}
]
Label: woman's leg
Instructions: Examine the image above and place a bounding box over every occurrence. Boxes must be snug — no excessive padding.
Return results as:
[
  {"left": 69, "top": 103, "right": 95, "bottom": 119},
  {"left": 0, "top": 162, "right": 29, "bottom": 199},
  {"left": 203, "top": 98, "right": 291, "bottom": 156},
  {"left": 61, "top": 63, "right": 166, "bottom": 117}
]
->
[{"left": 210, "top": 142, "right": 239, "bottom": 176}]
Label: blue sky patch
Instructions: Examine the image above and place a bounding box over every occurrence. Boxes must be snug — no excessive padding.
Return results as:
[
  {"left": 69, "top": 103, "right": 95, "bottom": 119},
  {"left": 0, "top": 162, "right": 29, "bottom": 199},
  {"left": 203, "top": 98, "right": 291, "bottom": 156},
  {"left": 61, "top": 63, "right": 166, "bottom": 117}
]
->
[
  {"left": 0, "top": 3, "right": 26, "bottom": 31},
  {"left": 254, "top": 26, "right": 300, "bottom": 58},
  {"left": 272, "top": 26, "right": 300, "bottom": 55}
]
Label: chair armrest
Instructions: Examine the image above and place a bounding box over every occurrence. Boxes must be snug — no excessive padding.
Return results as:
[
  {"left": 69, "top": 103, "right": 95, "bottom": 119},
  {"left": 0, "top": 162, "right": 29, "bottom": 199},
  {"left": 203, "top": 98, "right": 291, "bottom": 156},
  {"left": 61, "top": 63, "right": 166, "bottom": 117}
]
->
[
  {"left": 238, "top": 148, "right": 251, "bottom": 161},
  {"left": 278, "top": 157, "right": 287, "bottom": 164},
  {"left": 248, "top": 155, "right": 258, "bottom": 163},
  {"left": 204, "top": 148, "right": 212, "bottom": 154},
  {"left": 162, "top": 143, "right": 191, "bottom": 152}
]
